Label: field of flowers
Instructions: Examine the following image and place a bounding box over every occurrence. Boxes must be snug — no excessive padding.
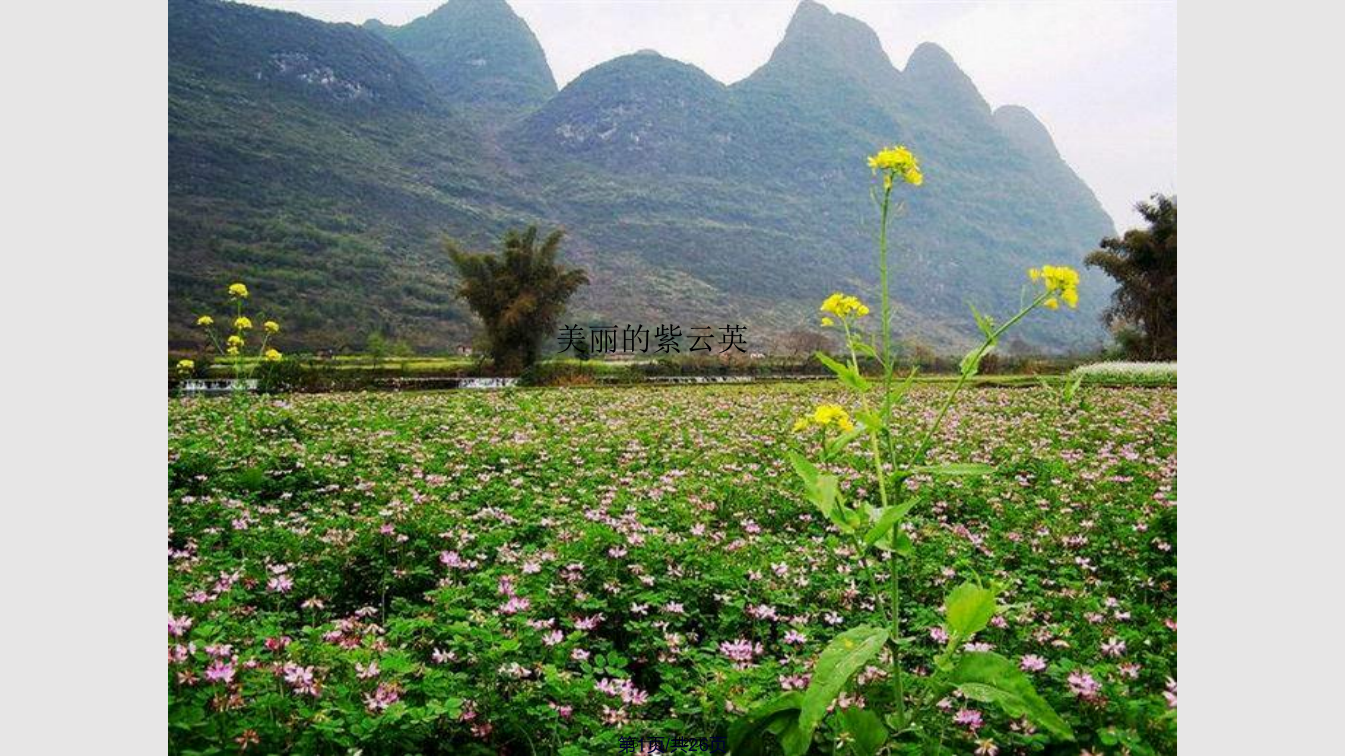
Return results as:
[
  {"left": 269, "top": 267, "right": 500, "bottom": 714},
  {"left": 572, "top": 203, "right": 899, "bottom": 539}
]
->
[{"left": 168, "top": 383, "right": 1176, "bottom": 755}]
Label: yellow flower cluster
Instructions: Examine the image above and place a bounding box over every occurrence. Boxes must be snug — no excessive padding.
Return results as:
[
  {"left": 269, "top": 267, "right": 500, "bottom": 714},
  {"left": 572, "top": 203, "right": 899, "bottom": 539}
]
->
[
  {"left": 820, "top": 292, "right": 870, "bottom": 325},
  {"left": 264, "top": 321, "right": 280, "bottom": 334},
  {"left": 264, "top": 348, "right": 283, "bottom": 362},
  {"left": 235, "top": 316, "right": 253, "bottom": 330},
  {"left": 1028, "top": 265, "right": 1081, "bottom": 310},
  {"left": 176, "top": 359, "right": 195, "bottom": 374},
  {"left": 792, "top": 403, "right": 855, "bottom": 433},
  {"left": 867, "top": 145, "right": 923, "bottom": 188},
  {"left": 228, "top": 283, "right": 249, "bottom": 299},
  {"left": 196, "top": 315, "right": 214, "bottom": 327}
]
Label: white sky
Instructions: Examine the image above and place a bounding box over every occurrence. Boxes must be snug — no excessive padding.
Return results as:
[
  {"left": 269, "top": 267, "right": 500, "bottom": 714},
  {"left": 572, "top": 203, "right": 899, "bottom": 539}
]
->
[{"left": 243, "top": 0, "right": 1177, "bottom": 231}]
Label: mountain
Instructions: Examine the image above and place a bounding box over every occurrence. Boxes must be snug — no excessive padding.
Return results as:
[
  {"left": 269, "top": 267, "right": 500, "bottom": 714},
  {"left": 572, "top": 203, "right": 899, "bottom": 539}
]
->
[
  {"left": 363, "top": 0, "right": 556, "bottom": 117},
  {"left": 169, "top": 0, "right": 1115, "bottom": 355}
]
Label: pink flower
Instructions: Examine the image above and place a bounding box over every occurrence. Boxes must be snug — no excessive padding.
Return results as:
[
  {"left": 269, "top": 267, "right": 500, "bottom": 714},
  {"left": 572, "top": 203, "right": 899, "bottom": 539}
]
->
[
  {"left": 929, "top": 627, "right": 949, "bottom": 644},
  {"left": 356, "top": 661, "right": 380, "bottom": 680},
  {"left": 953, "top": 708, "right": 984, "bottom": 732},
  {"left": 975, "top": 738, "right": 999, "bottom": 755},
  {"left": 364, "top": 682, "right": 401, "bottom": 712},
  {"left": 1068, "top": 670, "right": 1102, "bottom": 700},
  {"left": 281, "top": 663, "right": 320, "bottom": 697},
  {"left": 542, "top": 630, "right": 564, "bottom": 646},
  {"left": 432, "top": 648, "right": 454, "bottom": 664},
  {"left": 571, "top": 648, "right": 591, "bottom": 662},
  {"left": 574, "top": 613, "right": 604, "bottom": 631},
  {"left": 168, "top": 613, "right": 192, "bottom": 637},
  {"left": 1019, "top": 654, "right": 1047, "bottom": 673},
  {"left": 1164, "top": 678, "right": 1177, "bottom": 709},
  {"left": 719, "top": 638, "right": 763, "bottom": 669},
  {"left": 783, "top": 630, "right": 808, "bottom": 645},
  {"left": 1100, "top": 637, "right": 1126, "bottom": 658},
  {"left": 267, "top": 574, "right": 294, "bottom": 593},
  {"left": 596, "top": 677, "right": 649, "bottom": 706},
  {"left": 205, "top": 659, "right": 235, "bottom": 684},
  {"left": 500, "top": 596, "right": 531, "bottom": 615}
]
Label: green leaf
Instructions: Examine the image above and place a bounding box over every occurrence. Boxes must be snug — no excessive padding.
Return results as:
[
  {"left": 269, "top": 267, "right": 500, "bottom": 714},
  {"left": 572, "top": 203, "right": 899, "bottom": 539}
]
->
[
  {"left": 817, "top": 352, "right": 871, "bottom": 392},
  {"left": 807, "top": 474, "right": 840, "bottom": 519},
  {"left": 826, "top": 427, "right": 866, "bottom": 456},
  {"left": 788, "top": 451, "right": 820, "bottom": 487},
  {"left": 729, "top": 693, "right": 809, "bottom": 756},
  {"left": 872, "top": 529, "right": 912, "bottom": 557},
  {"left": 850, "top": 340, "right": 878, "bottom": 360},
  {"left": 864, "top": 500, "right": 916, "bottom": 548},
  {"left": 969, "top": 303, "right": 996, "bottom": 338},
  {"left": 854, "top": 409, "right": 883, "bottom": 434},
  {"left": 912, "top": 463, "right": 997, "bottom": 477},
  {"left": 838, "top": 707, "right": 888, "bottom": 756},
  {"left": 944, "top": 581, "right": 998, "bottom": 640},
  {"left": 799, "top": 625, "right": 889, "bottom": 736},
  {"left": 950, "top": 652, "right": 1075, "bottom": 741},
  {"left": 960, "top": 344, "right": 994, "bottom": 377}
]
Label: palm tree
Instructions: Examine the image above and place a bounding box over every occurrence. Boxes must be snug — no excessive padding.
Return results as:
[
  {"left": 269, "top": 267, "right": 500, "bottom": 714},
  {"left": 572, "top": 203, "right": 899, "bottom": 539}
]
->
[
  {"left": 446, "top": 226, "right": 589, "bottom": 373},
  {"left": 1086, "top": 195, "right": 1177, "bottom": 360}
]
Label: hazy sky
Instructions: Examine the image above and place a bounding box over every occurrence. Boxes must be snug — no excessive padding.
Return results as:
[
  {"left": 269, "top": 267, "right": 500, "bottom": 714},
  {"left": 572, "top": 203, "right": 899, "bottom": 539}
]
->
[{"left": 244, "top": 0, "right": 1177, "bottom": 231}]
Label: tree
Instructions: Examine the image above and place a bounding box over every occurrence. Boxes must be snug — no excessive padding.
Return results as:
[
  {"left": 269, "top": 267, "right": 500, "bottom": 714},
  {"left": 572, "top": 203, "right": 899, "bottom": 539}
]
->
[
  {"left": 1085, "top": 194, "right": 1177, "bottom": 360},
  {"left": 446, "top": 226, "right": 589, "bottom": 373}
]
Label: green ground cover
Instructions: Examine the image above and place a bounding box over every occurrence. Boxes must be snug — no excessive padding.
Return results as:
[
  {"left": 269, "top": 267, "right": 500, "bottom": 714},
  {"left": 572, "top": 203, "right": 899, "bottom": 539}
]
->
[{"left": 168, "top": 384, "right": 1176, "bottom": 754}]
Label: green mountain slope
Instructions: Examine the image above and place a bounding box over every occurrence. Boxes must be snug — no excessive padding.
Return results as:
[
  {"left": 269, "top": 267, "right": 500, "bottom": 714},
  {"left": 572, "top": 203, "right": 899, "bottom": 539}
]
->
[
  {"left": 169, "top": 0, "right": 1115, "bottom": 355},
  {"left": 363, "top": 0, "right": 556, "bottom": 117}
]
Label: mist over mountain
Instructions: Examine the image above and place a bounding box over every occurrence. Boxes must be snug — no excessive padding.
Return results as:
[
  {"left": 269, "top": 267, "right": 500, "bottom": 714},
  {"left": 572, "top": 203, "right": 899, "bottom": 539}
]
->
[{"left": 169, "top": 0, "right": 1115, "bottom": 354}]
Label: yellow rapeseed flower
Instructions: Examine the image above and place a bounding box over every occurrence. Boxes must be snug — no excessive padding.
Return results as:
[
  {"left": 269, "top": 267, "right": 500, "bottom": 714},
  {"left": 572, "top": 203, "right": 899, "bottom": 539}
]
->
[
  {"left": 176, "top": 359, "right": 195, "bottom": 374},
  {"left": 1028, "top": 265, "right": 1080, "bottom": 310},
  {"left": 235, "top": 316, "right": 253, "bottom": 330},
  {"left": 227, "top": 334, "right": 245, "bottom": 348},
  {"left": 867, "top": 145, "right": 923, "bottom": 187},
  {"left": 264, "top": 320, "right": 280, "bottom": 334},
  {"left": 227, "top": 346, "right": 240, "bottom": 356},
  {"left": 196, "top": 315, "right": 214, "bottom": 327},
  {"left": 264, "top": 348, "right": 283, "bottom": 362},
  {"left": 820, "top": 293, "right": 871, "bottom": 320},
  {"left": 228, "top": 283, "right": 249, "bottom": 299},
  {"left": 792, "top": 417, "right": 811, "bottom": 433},
  {"left": 811, "top": 404, "right": 855, "bottom": 432}
]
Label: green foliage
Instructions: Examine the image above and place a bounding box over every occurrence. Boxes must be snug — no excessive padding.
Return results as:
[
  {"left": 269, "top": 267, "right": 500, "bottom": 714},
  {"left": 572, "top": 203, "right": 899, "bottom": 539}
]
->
[
  {"left": 949, "top": 653, "right": 1075, "bottom": 740},
  {"left": 167, "top": 383, "right": 1177, "bottom": 754},
  {"left": 447, "top": 226, "right": 589, "bottom": 373},
  {"left": 799, "top": 626, "right": 890, "bottom": 736},
  {"left": 1085, "top": 194, "right": 1177, "bottom": 360},
  {"left": 942, "top": 581, "right": 999, "bottom": 643}
]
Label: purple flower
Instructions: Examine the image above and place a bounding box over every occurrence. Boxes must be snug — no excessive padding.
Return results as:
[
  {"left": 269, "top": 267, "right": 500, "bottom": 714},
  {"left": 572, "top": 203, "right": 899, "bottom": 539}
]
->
[
  {"left": 719, "top": 638, "right": 763, "bottom": 668},
  {"left": 1019, "top": 654, "right": 1047, "bottom": 673},
  {"left": 953, "top": 708, "right": 984, "bottom": 732},
  {"left": 1068, "top": 670, "right": 1102, "bottom": 700}
]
